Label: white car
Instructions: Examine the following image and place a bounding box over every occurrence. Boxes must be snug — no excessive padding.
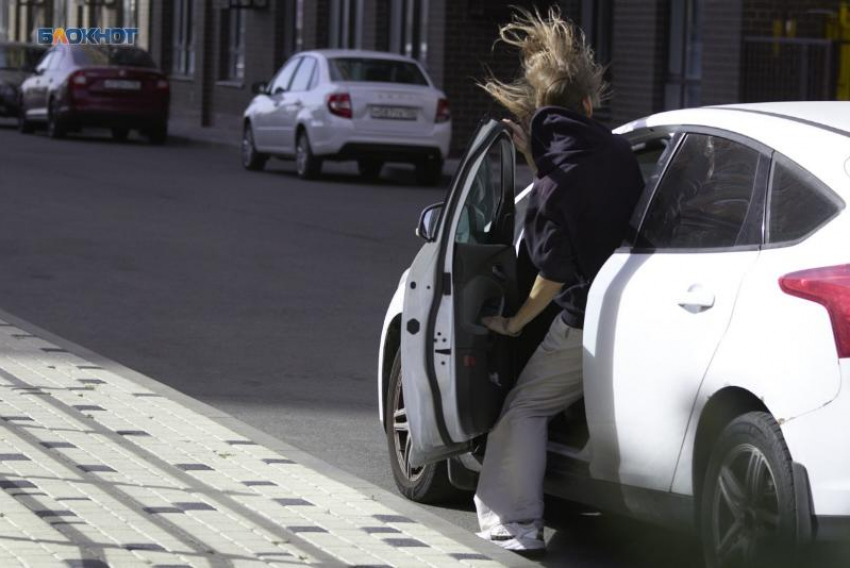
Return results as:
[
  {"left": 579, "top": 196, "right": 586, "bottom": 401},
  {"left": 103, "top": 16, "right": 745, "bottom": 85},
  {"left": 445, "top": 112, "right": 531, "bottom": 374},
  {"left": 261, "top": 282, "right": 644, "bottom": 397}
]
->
[
  {"left": 376, "top": 102, "right": 850, "bottom": 566},
  {"left": 241, "top": 49, "right": 451, "bottom": 185}
]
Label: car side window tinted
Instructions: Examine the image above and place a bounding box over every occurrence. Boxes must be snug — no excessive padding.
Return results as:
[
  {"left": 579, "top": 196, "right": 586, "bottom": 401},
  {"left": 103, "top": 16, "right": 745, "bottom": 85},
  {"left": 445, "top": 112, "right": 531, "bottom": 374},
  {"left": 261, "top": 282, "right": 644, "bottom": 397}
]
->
[
  {"left": 289, "top": 57, "right": 316, "bottom": 92},
  {"left": 768, "top": 154, "right": 843, "bottom": 244},
  {"left": 455, "top": 142, "right": 504, "bottom": 245},
  {"left": 35, "top": 51, "right": 53, "bottom": 73},
  {"left": 271, "top": 57, "right": 301, "bottom": 94},
  {"left": 637, "top": 133, "right": 762, "bottom": 250}
]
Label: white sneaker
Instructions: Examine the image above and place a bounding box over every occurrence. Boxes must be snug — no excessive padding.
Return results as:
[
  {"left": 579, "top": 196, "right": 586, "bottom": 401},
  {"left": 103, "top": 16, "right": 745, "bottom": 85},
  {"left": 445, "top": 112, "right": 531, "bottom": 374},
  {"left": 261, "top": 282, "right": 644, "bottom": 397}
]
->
[{"left": 477, "top": 521, "right": 546, "bottom": 553}]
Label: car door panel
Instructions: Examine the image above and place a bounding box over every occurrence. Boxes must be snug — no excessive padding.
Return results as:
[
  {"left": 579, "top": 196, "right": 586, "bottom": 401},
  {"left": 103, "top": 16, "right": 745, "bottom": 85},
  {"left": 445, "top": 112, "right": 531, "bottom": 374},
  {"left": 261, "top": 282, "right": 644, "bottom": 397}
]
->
[
  {"left": 401, "top": 120, "right": 516, "bottom": 467},
  {"left": 453, "top": 243, "right": 518, "bottom": 436},
  {"left": 584, "top": 250, "right": 760, "bottom": 490},
  {"left": 252, "top": 57, "right": 301, "bottom": 151},
  {"left": 583, "top": 131, "right": 770, "bottom": 492}
]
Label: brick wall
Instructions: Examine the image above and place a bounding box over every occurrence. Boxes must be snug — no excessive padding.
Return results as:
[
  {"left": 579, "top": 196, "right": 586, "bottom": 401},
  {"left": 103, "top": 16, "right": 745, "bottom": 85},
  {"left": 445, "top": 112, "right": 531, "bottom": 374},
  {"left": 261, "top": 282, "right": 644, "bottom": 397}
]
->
[
  {"left": 437, "top": 0, "right": 579, "bottom": 156},
  {"left": 608, "top": 0, "right": 668, "bottom": 125},
  {"left": 701, "top": 0, "right": 744, "bottom": 106}
]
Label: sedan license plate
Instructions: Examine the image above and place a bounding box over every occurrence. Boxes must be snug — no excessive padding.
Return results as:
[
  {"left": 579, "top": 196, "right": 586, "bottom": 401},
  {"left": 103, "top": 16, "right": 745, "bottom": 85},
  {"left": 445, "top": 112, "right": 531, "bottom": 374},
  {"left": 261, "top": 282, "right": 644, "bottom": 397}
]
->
[
  {"left": 104, "top": 79, "right": 141, "bottom": 90},
  {"left": 370, "top": 106, "right": 417, "bottom": 120}
]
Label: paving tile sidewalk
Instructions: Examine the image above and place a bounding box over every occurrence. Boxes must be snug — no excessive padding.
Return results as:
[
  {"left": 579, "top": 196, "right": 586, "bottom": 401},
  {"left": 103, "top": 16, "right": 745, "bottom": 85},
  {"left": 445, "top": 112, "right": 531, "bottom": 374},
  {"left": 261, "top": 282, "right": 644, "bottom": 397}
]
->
[{"left": 0, "top": 310, "right": 534, "bottom": 568}]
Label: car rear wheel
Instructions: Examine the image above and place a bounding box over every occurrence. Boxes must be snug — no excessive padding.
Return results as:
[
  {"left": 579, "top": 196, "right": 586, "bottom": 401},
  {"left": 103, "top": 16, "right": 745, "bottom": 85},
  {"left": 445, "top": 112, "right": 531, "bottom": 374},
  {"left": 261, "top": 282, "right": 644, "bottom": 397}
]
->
[
  {"left": 358, "top": 159, "right": 383, "bottom": 180},
  {"left": 17, "top": 107, "right": 33, "bottom": 134},
  {"left": 295, "top": 131, "right": 321, "bottom": 180},
  {"left": 415, "top": 158, "right": 443, "bottom": 187},
  {"left": 47, "top": 100, "right": 65, "bottom": 139},
  {"left": 386, "top": 351, "right": 456, "bottom": 503},
  {"left": 111, "top": 127, "right": 130, "bottom": 142},
  {"left": 147, "top": 122, "right": 167, "bottom": 145},
  {"left": 701, "top": 411, "right": 804, "bottom": 568},
  {"left": 242, "top": 124, "right": 268, "bottom": 171}
]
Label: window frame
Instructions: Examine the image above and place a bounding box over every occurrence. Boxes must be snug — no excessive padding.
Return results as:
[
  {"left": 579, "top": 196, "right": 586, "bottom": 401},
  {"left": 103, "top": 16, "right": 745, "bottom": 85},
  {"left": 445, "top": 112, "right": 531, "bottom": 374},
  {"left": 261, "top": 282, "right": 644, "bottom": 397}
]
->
[
  {"left": 172, "top": 0, "right": 196, "bottom": 77},
  {"left": 629, "top": 126, "right": 773, "bottom": 255},
  {"left": 762, "top": 153, "right": 846, "bottom": 249},
  {"left": 223, "top": 8, "right": 247, "bottom": 82}
]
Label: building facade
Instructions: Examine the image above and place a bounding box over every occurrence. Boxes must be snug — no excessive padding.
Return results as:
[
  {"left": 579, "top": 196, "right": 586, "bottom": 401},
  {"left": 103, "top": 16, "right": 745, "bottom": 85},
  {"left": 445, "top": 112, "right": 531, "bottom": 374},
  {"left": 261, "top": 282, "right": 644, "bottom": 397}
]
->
[{"left": 2, "top": 0, "right": 848, "bottom": 155}]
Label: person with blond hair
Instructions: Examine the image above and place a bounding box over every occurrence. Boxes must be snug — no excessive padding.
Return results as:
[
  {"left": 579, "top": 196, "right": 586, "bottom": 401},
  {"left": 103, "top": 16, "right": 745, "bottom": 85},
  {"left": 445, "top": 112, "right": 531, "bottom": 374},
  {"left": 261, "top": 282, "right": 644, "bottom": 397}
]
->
[{"left": 476, "top": 8, "right": 645, "bottom": 554}]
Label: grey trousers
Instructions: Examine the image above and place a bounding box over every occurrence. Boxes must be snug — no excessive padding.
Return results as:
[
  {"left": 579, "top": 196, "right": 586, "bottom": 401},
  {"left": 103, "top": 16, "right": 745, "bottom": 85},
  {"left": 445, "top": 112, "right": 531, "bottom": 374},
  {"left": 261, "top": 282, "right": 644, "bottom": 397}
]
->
[{"left": 474, "top": 316, "right": 584, "bottom": 534}]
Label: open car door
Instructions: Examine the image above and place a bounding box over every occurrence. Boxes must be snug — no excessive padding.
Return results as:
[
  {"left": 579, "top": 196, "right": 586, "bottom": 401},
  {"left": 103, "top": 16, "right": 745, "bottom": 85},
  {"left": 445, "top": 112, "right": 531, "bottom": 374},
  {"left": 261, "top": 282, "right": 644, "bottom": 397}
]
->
[{"left": 401, "top": 120, "right": 517, "bottom": 467}]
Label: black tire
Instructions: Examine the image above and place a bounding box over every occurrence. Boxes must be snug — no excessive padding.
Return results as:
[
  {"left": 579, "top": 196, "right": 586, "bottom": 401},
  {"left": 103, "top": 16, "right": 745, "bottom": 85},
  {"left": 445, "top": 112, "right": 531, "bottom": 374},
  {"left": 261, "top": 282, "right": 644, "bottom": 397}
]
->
[
  {"left": 386, "top": 351, "right": 457, "bottom": 504},
  {"left": 17, "top": 107, "right": 33, "bottom": 134},
  {"left": 242, "top": 123, "right": 268, "bottom": 171},
  {"left": 701, "top": 411, "right": 805, "bottom": 568},
  {"left": 46, "top": 99, "right": 65, "bottom": 139},
  {"left": 358, "top": 159, "right": 383, "bottom": 180},
  {"left": 415, "top": 158, "right": 443, "bottom": 186},
  {"left": 295, "top": 130, "right": 321, "bottom": 180},
  {"left": 111, "top": 127, "right": 130, "bottom": 142},
  {"left": 147, "top": 122, "right": 168, "bottom": 145}
]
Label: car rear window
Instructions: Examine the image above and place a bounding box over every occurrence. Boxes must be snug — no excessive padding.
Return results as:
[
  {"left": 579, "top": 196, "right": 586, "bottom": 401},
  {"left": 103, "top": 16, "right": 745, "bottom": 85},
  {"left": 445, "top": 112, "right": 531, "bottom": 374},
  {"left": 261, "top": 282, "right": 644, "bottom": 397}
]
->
[
  {"left": 0, "top": 46, "right": 46, "bottom": 71},
  {"left": 767, "top": 153, "right": 844, "bottom": 244},
  {"left": 328, "top": 58, "right": 428, "bottom": 86},
  {"left": 71, "top": 46, "right": 157, "bottom": 69}
]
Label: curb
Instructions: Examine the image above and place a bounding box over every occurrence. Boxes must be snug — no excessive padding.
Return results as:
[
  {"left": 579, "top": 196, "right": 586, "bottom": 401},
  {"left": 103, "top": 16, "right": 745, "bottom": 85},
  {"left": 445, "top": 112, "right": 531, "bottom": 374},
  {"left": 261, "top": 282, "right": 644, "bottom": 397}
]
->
[{"left": 0, "top": 306, "right": 538, "bottom": 568}]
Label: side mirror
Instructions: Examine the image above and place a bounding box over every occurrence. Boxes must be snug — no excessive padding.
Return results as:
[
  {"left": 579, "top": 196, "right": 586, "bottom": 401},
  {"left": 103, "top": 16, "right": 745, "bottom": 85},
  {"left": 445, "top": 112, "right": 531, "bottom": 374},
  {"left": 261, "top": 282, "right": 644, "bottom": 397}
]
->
[
  {"left": 34, "top": 67, "right": 44, "bottom": 76},
  {"left": 251, "top": 81, "right": 268, "bottom": 95},
  {"left": 416, "top": 202, "right": 443, "bottom": 241}
]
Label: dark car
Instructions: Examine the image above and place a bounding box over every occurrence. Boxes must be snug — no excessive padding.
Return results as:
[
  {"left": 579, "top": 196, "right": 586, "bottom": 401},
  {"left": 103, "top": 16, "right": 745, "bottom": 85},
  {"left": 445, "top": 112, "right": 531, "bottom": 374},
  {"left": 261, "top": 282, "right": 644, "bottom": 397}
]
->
[
  {"left": 18, "top": 44, "right": 169, "bottom": 144},
  {"left": 0, "top": 43, "right": 47, "bottom": 118}
]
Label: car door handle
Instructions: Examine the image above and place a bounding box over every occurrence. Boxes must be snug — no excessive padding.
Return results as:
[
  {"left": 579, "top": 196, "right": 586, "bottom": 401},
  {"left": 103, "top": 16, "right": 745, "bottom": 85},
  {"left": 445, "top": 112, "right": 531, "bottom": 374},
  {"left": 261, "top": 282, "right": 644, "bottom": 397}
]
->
[
  {"left": 677, "top": 285, "right": 715, "bottom": 312},
  {"left": 491, "top": 264, "right": 507, "bottom": 281}
]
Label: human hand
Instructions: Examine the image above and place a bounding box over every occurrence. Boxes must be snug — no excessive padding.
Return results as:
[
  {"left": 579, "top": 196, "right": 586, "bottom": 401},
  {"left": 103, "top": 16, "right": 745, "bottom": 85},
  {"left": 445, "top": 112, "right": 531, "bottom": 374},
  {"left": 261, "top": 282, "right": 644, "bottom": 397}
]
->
[
  {"left": 482, "top": 315, "right": 521, "bottom": 337},
  {"left": 502, "top": 119, "right": 531, "bottom": 157}
]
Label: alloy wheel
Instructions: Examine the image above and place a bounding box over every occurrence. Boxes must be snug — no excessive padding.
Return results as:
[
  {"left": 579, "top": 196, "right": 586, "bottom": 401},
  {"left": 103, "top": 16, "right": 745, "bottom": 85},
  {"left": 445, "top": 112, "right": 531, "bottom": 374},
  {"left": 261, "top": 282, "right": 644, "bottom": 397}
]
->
[
  {"left": 711, "top": 444, "right": 781, "bottom": 567},
  {"left": 391, "top": 371, "right": 424, "bottom": 483}
]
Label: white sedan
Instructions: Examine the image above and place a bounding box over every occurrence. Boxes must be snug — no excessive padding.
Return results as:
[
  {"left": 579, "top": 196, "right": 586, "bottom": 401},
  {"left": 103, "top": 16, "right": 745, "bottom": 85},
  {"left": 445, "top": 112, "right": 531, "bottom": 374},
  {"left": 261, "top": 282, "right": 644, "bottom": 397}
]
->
[
  {"left": 376, "top": 102, "right": 850, "bottom": 566},
  {"left": 241, "top": 49, "right": 451, "bottom": 185}
]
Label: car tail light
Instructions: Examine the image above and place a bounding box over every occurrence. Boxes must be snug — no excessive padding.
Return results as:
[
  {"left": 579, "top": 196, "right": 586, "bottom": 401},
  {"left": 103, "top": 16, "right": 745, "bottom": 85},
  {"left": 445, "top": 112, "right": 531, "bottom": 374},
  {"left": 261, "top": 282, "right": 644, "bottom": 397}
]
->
[
  {"left": 155, "top": 78, "right": 169, "bottom": 90},
  {"left": 435, "top": 98, "right": 450, "bottom": 123},
  {"left": 780, "top": 264, "right": 850, "bottom": 358},
  {"left": 327, "top": 93, "right": 352, "bottom": 119}
]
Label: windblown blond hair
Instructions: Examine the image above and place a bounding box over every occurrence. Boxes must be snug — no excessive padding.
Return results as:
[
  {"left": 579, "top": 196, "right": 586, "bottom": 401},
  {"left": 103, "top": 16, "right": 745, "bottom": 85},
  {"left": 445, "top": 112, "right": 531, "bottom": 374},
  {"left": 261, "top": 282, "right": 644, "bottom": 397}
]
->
[{"left": 481, "top": 7, "right": 607, "bottom": 126}]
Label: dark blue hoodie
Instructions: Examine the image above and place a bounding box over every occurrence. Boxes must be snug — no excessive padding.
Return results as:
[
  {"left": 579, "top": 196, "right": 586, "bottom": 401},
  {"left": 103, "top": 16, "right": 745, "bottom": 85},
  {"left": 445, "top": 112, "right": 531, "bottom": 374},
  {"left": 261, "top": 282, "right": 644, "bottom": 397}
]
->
[{"left": 523, "top": 106, "right": 644, "bottom": 329}]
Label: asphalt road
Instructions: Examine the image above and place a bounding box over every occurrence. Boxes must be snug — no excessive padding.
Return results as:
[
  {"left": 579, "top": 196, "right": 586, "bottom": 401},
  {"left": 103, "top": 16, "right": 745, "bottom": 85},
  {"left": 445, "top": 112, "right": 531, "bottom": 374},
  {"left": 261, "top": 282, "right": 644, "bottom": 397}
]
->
[{"left": 0, "top": 123, "right": 704, "bottom": 567}]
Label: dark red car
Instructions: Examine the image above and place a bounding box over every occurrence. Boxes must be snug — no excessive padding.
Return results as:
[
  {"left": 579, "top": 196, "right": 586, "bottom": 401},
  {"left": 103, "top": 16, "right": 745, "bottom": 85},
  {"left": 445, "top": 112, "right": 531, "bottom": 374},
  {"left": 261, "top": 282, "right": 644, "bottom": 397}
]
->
[{"left": 18, "top": 44, "right": 169, "bottom": 144}]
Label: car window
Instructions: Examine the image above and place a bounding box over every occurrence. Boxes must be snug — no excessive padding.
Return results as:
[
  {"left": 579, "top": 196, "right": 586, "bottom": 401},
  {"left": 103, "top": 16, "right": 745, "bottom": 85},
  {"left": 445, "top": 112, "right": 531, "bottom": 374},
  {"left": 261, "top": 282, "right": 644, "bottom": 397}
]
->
[
  {"left": 637, "top": 133, "right": 762, "bottom": 250},
  {"left": 270, "top": 57, "right": 300, "bottom": 94},
  {"left": 328, "top": 57, "right": 428, "bottom": 86},
  {"left": 456, "top": 142, "right": 504, "bottom": 245},
  {"left": 49, "top": 49, "right": 64, "bottom": 70},
  {"left": 35, "top": 51, "right": 54, "bottom": 73},
  {"left": 632, "top": 136, "right": 672, "bottom": 184},
  {"left": 767, "top": 154, "right": 844, "bottom": 244},
  {"left": 71, "top": 46, "right": 156, "bottom": 68},
  {"left": 289, "top": 56, "right": 316, "bottom": 92}
]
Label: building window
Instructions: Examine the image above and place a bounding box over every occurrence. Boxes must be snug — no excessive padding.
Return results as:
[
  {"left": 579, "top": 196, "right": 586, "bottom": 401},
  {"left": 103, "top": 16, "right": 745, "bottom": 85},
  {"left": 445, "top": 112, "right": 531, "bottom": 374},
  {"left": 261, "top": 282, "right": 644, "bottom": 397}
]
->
[
  {"left": 173, "top": 0, "right": 195, "bottom": 76},
  {"left": 665, "top": 0, "right": 703, "bottom": 109},
  {"left": 390, "top": 0, "right": 428, "bottom": 64},
  {"left": 222, "top": 9, "right": 246, "bottom": 81},
  {"left": 329, "top": 0, "right": 362, "bottom": 49}
]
